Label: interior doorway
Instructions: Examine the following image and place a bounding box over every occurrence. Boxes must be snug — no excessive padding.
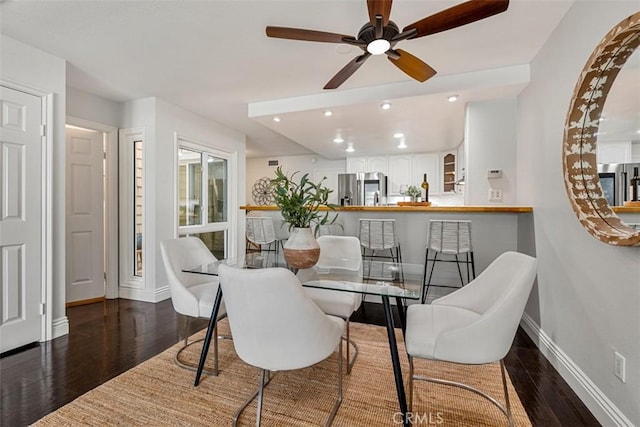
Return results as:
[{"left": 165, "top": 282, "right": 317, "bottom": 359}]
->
[{"left": 65, "top": 117, "right": 119, "bottom": 304}]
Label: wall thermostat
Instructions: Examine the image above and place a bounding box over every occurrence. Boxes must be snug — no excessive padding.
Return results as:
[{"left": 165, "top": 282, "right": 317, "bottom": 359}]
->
[{"left": 487, "top": 169, "right": 503, "bottom": 179}]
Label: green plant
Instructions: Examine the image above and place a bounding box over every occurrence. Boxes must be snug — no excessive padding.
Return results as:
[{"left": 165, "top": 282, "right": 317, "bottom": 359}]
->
[
  {"left": 406, "top": 185, "right": 421, "bottom": 199},
  {"left": 271, "top": 166, "right": 337, "bottom": 233}
]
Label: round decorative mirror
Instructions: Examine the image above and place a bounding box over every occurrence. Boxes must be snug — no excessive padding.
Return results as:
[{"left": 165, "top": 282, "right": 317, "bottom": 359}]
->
[{"left": 563, "top": 11, "right": 640, "bottom": 246}]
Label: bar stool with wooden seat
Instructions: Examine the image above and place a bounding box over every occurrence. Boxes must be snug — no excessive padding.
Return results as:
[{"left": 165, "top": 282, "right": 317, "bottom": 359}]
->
[
  {"left": 422, "top": 219, "right": 475, "bottom": 303},
  {"left": 358, "top": 218, "right": 403, "bottom": 282}
]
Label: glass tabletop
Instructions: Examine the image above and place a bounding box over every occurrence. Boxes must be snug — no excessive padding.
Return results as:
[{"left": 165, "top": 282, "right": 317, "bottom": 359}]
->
[{"left": 184, "top": 252, "right": 422, "bottom": 300}]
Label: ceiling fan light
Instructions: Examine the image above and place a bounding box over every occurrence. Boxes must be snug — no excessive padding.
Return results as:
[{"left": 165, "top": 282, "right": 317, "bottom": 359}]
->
[
  {"left": 397, "top": 141, "right": 407, "bottom": 149},
  {"left": 273, "top": 116, "right": 281, "bottom": 122},
  {"left": 381, "top": 101, "right": 392, "bottom": 110},
  {"left": 346, "top": 143, "right": 355, "bottom": 153},
  {"left": 333, "top": 136, "right": 344, "bottom": 143},
  {"left": 393, "top": 132, "right": 404, "bottom": 139},
  {"left": 324, "top": 110, "right": 333, "bottom": 117},
  {"left": 367, "top": 39, "right": 390, "bottom": 55}
]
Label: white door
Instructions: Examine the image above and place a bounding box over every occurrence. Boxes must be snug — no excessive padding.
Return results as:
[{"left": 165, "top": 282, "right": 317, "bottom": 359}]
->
[
  {"left": 65, "top": 127, "right": 104, "bottom": 303},
  {"left": 0, "top": 86, "right": 43, "bottom": 353}
]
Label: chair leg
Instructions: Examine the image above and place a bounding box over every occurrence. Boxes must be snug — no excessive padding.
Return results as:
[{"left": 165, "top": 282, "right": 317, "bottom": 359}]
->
[
  {"left": 411, "top": 360, "right": 514, "bottom": 426},
  {"left": 256, "top": 369, "right": 265, "bottom": 427},
  {"left": 325, "top": 340, "right": 343, "bottom": 427},
  {"left": 421, "top": 249, "right": 429, "bottom": 303},
  {"left": 174, "top": 315, "right": 220, "bottom": 376},
  {"left": 408, "top": 356, "right": 414, "bottom": 413},
  {"left": 470, "top": 251, "right": 476, "bottom": 279},
  {"left": 454, "top": 254, "right": 464, "bottom": 287},
  {"left": 344, "top": 318, "right": 359, "bottom": 374},
  {"left": 232, "top": 368, "right": 273, "bottom": 427},
  {"left": 500, "top": 360, "right": 515, "bottom": 427}
]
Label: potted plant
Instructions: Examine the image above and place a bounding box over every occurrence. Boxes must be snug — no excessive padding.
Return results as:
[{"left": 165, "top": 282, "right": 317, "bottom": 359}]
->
[
  {"left": 271, "top": 166, "right": 337, "bottom": 268},
  {"left": 406, "top": 185, "right": 421, "bottom": 202}
]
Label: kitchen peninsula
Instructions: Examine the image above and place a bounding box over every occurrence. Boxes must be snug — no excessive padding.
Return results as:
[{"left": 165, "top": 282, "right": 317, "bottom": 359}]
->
[{"left": 241, "top": 205, "right": 535, "bottom": 279}]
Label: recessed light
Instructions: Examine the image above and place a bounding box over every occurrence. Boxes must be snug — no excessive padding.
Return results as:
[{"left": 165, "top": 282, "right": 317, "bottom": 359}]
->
[
  {"left": 393, "top": 133, "right": 404, "bottom": 139},
  {"left": 324, "top": 110, "right": 333, "bottom": 117},
  {"left": 381, "top": 101, "right": 392, "bottom": 110},
  {"left": 346, "top": 143, "right": 355, "bottom": 153},
  {"left": 333, "top": 136, "right": 344, "bottom": 143},
  {"left": 273, "top": 117, "right": 281, "bottom": 122},
  {"left": 447, "top": 95, "right": 459, "bottom": 102}
]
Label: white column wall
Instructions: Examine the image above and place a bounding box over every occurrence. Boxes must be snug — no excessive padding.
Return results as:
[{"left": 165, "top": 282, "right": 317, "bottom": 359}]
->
[
  {"left": 464, "top": 98, "right": 518, "bottom": 205},
  {"left": 517, "top": 2, "right": 640, "bottom": 425}
]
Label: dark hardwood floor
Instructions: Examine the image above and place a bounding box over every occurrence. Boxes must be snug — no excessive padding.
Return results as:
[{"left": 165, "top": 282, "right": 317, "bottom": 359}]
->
[{"left": 1, "top": 299, "right": 599, "bottom": 427}]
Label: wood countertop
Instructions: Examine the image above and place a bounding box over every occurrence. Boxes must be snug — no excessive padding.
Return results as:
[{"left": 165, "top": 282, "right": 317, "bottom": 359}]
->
[
  {"left": 240, "top": 205, "right": 533, "bottom": 213},
  {"left": 613, "top": 206, "right": 640, "bottom": 213}
]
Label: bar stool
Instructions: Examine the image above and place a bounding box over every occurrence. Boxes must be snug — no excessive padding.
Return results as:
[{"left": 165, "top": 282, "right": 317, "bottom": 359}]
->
[
  {"left": 358, "top": 218, "right": 403, "bottom": 282},
  {"left": 245, "top": 217, "right": 278, "bottom": 263},
  {"left": 422, "top": 219, "right": 475, "bottom": 303}
]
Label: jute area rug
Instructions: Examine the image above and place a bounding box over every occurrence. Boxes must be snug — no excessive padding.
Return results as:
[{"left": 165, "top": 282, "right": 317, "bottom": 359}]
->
[{"left": 35, "top": 319, "right": 532, "bottom": 426}]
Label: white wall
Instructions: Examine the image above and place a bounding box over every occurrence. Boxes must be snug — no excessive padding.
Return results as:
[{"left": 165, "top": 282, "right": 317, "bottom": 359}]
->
[
  {"left": 66, "top": 86, "right": 122, "bottom": 128},
  {"left": 518, "top": 3, "right": 640, "bottom": 425},
  {"left": 246, "top": 155, "right": 345, "bottom": 205},
  {"left": 120, "top": 97, "right": 246, "bottom": 301},
  {"left": 1, "top": 35, "right": 68, "bottom": 337},
  {"left": 464, "top": 98, "right": 518, "bottom": 205}
]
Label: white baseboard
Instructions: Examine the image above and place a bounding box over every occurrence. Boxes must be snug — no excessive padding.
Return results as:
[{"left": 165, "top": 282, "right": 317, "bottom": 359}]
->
[
  {"left": 118, "top": 284, "right": 170, "bottom": 303},
  {"left": 520, "top": 313, "right": 633, "bottom": 427},
  {"left": 52, "top": 316, "right": 69, "bottom": 339}
]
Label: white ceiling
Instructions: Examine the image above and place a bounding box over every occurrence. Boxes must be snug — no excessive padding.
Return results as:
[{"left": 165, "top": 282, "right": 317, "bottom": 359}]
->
[{"left": 0, "top": 0, "right": 575, "bottom": 158}]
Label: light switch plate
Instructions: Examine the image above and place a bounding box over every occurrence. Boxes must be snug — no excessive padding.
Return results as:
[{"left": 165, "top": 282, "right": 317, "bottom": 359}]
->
[{"left": 488, "top": 188, "right": 503, "bottom": 201}]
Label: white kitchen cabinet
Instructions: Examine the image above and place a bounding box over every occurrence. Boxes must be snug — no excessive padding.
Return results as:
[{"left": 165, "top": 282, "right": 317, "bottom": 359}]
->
[
  {"left": 367, "top": 156, "right": 388, "bottom": 175},
  {"left": 387, "top": 155, "right": 412, "bottom": 195},
  {"left": 346, "top": 156, "right": 388, "bottom": 174},
  {"left": 346, "top": 157, "right": 367, "bottom": 174},
  {"left": 412, "top": 153, "right": 440, "bottom": 195}
]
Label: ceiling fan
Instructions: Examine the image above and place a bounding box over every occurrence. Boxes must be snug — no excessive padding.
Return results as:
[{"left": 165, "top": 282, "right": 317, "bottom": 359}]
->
[{"left": 266, "top": 0, "right": 509, "bottom": 89}]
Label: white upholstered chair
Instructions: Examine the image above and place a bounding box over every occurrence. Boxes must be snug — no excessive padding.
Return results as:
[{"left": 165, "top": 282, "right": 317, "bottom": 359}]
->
[
  {"left": 406, "top": 251, "right": 537, "bottom": 426},
  {"left": 298, "top": 235, "right": 363, "bottom": 373},
  {"left": 160, "top": 237, "right": 227, "bottom": 376},
  {"left": 218, "top": 265, "right": 344, "bottom": 427}
]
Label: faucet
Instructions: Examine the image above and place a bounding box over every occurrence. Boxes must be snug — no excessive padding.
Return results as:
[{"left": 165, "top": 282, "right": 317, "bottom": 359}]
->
[{"left": 374, "top": 191, "right": 380, "bottom": 206}]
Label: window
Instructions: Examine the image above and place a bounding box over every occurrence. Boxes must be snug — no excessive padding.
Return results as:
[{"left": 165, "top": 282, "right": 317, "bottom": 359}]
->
[
  {"left": 177, "top": 140, "right": 231, "bottom": 260},
  {"left": 134, "top": 139, "right": 143, "bottom": 276}
]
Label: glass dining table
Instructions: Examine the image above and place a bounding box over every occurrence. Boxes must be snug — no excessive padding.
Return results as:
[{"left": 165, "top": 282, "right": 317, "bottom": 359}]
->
[{"left": 183, "top": 253, "right": 422, "bottom": 427}]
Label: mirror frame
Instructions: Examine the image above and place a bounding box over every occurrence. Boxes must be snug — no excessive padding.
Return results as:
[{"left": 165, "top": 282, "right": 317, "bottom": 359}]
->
[{"left": 563, "top": 11, "right": 640, "bottom": 246}]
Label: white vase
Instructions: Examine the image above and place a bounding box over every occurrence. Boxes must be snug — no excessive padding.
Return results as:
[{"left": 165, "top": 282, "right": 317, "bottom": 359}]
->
[{"left": 283, "top": 227, "right": 320, "bottom": 269}]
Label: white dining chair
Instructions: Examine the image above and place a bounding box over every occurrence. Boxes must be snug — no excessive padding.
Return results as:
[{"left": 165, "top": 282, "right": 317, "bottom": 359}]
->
[
  {"left": 299, "top": 235, "right": 363, "bottom": 373},
  {"left": 160, "top": 237, "right": 227, "bottom": 376},
  {"left": 406, "top": 251, "right": 537, "bottom": 426},
  {"left": 218, "top": 265, "right": 344, "bottom": 427}
]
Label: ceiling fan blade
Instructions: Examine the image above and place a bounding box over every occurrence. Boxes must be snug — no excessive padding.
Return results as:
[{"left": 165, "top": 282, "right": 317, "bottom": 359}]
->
[
  {"left": 324, "top": 53, "right": 371, "bottom": 89},
  {"left": 387, "top": 49, "right": 436, "bottom": 82},
  {"left": 266, "top": 26, "right": 352, "bottom": 43},
  {"left": 403, "top": 0, "right": 509, "bottom": 39},
  {"left": 367, "top": 0, "right": 392, "bottom": 26}
]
